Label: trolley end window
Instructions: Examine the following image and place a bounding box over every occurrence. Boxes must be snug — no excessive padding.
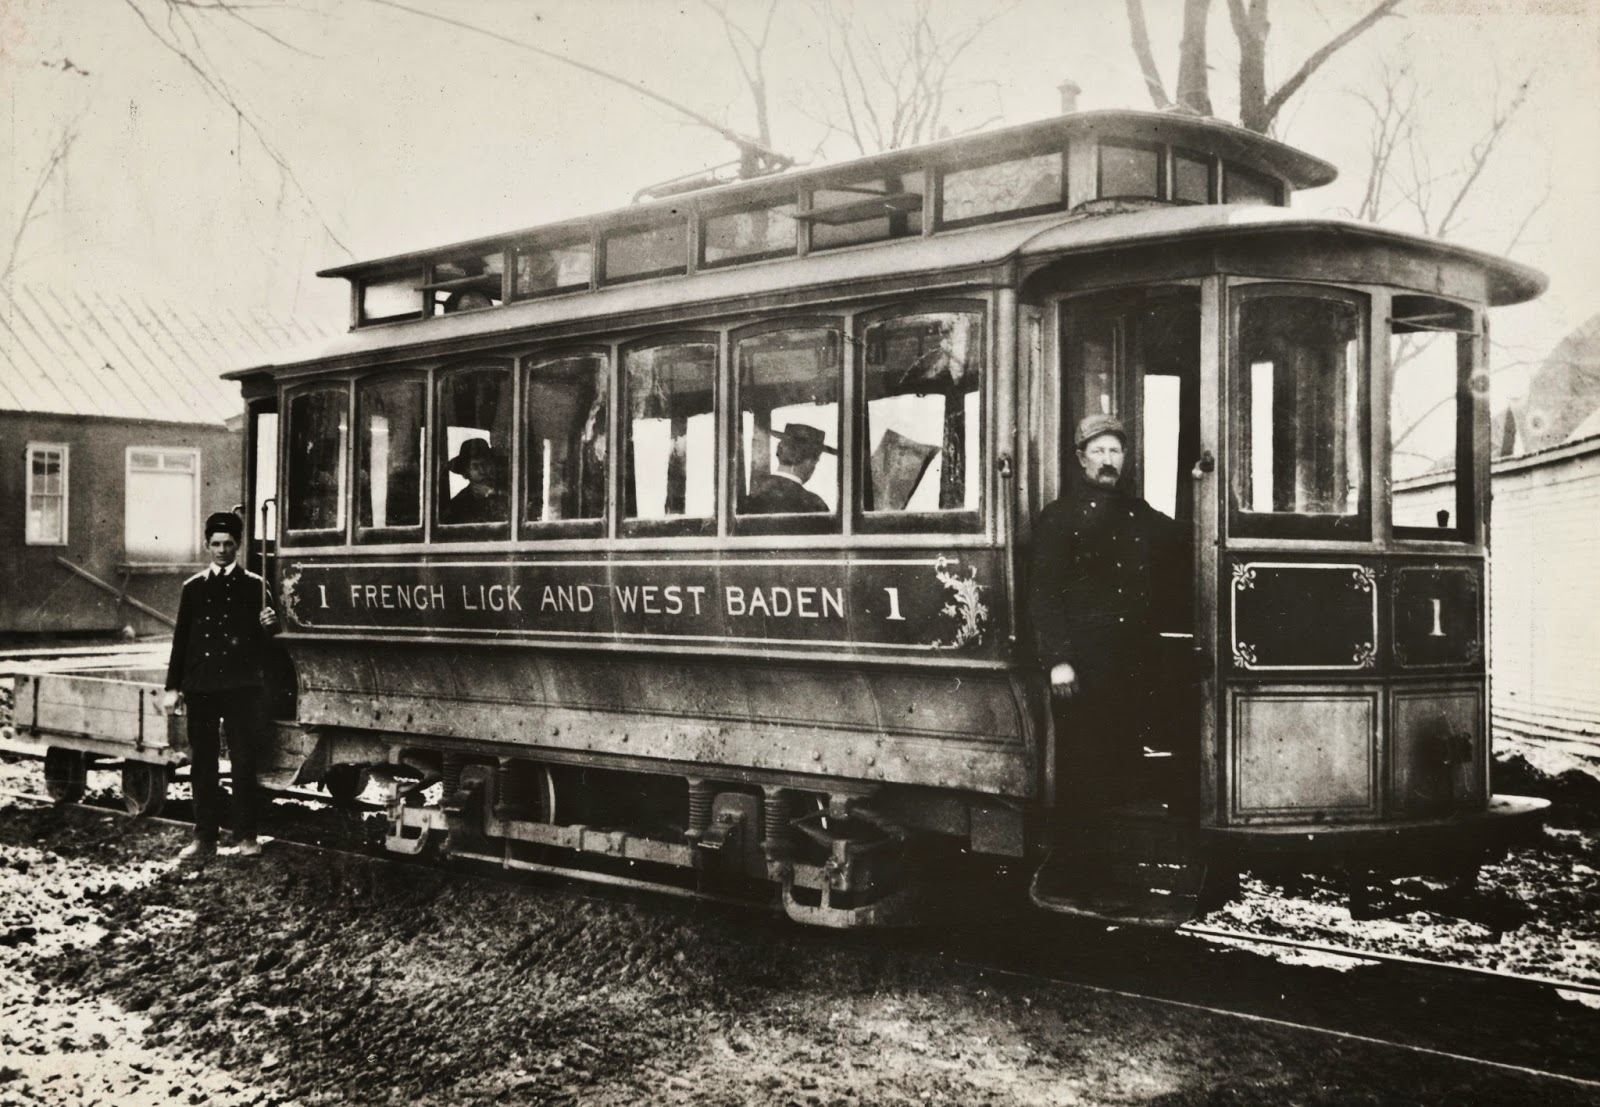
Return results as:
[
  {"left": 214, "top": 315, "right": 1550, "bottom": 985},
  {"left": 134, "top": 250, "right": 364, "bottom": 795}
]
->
[
  {"left": 285, "top": 386, "right": 350, "bottom": 538},
  {"left": 1390, "top": 296, "right": 1476, "bottom": 540}
]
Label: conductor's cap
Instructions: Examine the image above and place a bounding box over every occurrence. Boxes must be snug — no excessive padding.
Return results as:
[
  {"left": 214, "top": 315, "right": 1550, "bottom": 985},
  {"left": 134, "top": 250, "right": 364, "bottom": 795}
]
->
[
  {"left": 204, "top": 511, "right": 243, "bottom": 540},
  {"left": 1074, "top": 413, "right": 1127, "bottom": 450}
]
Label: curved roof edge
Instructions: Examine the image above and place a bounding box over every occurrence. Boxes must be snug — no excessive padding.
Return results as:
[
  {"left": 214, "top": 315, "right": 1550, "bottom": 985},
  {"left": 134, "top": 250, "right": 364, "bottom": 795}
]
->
[
  {"left": 318, "top": 109, "right": 1338, "bottom": 281},
  {"left": 238, "top": 206, "right": 1545, "bottom": 378}
]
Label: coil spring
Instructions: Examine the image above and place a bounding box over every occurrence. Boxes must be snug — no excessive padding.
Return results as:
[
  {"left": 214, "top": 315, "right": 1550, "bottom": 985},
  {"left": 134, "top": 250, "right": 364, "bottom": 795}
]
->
[
  {"left": 762, "top": 788, "right": 795, "bottom": 858},
  {"left": 686, "top": 778, "right": 715, "bottom": 839},
  {"left": 440, "top": 755, "right": 463, "bottom": 799}
]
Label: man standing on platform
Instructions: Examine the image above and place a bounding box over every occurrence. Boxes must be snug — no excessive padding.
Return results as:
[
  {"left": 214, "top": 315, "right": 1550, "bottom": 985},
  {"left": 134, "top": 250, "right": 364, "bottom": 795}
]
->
[
  {"left": 162, "top": 511, "right": 280, "bottom": 862},
  {"left": 1028, "top": 414, "right": 1186, "bottom": 813}
]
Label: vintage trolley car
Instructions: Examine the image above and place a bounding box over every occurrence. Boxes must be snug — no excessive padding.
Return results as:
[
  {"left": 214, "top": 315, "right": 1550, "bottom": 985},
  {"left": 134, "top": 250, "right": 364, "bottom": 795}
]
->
[{"left": 14, "top": 108, "right": 1549, "bottom": 926}]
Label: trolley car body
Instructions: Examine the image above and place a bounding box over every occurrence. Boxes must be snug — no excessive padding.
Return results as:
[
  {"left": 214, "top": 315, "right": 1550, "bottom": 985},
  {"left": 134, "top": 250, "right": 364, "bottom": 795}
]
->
[{"left": 19, "top": 109, "right": 1548, "bottom": 925}]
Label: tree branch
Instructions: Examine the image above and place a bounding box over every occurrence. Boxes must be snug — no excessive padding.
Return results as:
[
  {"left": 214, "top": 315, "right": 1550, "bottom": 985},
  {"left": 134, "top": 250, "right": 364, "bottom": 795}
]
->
[
  {"left": 1260, "top": 0, "right": 1404, "bottom": 131},
  {"left": 3, "top": 125, "right": 78, "bottom": 286},
  {"left": 1125, "top": 0, "right": 1172, "bottom": 109}
]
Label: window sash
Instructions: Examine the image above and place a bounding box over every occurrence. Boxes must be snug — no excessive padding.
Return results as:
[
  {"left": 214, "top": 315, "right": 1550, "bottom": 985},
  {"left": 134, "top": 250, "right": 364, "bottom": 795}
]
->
[{"left": 25, "top": 443, "right": 69, "bottom": 546}]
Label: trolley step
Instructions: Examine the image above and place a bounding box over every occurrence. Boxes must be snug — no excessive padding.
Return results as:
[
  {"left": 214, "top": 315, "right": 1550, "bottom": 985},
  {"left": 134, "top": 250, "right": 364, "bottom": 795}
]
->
[{"left": 1029, "top": 813, "right": 1208, "bottom": 929}]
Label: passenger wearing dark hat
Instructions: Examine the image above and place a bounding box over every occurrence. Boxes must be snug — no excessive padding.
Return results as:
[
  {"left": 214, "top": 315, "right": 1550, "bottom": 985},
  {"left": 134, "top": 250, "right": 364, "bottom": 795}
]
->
[
  {"left": 162, "top": 510, "right": 280, "bottom": 863},
  {"left": 1028, "top": 414, "right": 1188, "bottom": 812},
  {"left": 742, "top": 422, "right": 833, "bottom": 515},
  {"left": 444, "top": 437, "right": 508, "bottom": 525}
]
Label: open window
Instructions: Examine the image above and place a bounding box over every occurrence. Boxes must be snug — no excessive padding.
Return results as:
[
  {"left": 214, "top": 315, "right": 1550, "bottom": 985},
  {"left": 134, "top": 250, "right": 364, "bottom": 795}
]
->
[
  {"left": 356, "top": 373, "right": 426, "bottom": 540},
  {"left": 435, "top": 365, "right": 512, "bottom": 538},
  {"left": 858, "top": 305, "right": 984, "bottom": 532},
  {"left": 733, "top": 322, "right": 842, "bottom": 534},
  {"left": 1229, "top": 284, "right": 1369, "bottom": 540},
  {"left": 425, "top": 252, "right": 504, "bottom": 316},
  {"left": 284, "top": 384, "right": 350, "bottom": 543},
  {"left": 805, "top": 172, "right": 925, "bottom": 251},
  {"left": 524, "top": 349, "right": 608, "bottom": 533},
  {"left": 621, "top": 336, "right": 717, "bottom": 536},
  {"left": 1390, "top": 296, "right": 1477, "bottom": 541}
]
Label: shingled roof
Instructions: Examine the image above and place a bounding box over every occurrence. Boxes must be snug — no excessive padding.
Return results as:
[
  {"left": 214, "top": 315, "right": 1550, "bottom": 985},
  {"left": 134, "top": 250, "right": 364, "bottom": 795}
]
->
[{"left": 0, "top": 286, "right": 333, "bottom": 425}]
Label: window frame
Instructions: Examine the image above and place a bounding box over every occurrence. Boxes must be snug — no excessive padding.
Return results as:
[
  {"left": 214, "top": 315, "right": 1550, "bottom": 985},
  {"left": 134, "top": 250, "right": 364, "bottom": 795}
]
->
[
  {"left": 600, "top": 219, "right": 691, "bottom": 285},
  {"left": 1222, "top": 162, "right": 1284, "bottom": 206},
  {"left": 1227, "top": 281, "right": 1372, "bottom": 542},
  {"left": 934, "top": 149, "right": 1067, "bottom": 231},
  {"left": 1170, "top": 147, "right": 1216, "bottom": 205},
  {"left": 1097, "top": 138, "right": 1167, "bottom": 202},
  {"left": 123, "top": 446, "right": 201, "bottom": 562},
  {"left": 509, "top": 236, "right": 596, "bottom": 301},
  {"left": 1388, "top": 296, "right": 1479, "bottom": 544},
  {"left": 619, "top": 331, "right": 721, "bottom": 539},
  {"left": 803, "top": 171, "right": 928, "bottom": 253},
  {"left": 433, "top": 359, "right": 517, "bottom": 542},
  {"left": 853, "top": 299, "right": 988, "bottom": 536},
  {"left": 354, "top": 369, "right": 429, "bottom": 545},
  {"left": 24, "top": 442, "right": 70, "bottom": 547},
  {"left": 520, "top": 345, "right": 611, "bottom": 539},
  {"left": 698, "top": 198, "right": 801, "bottom": 269},
  {"left": 281, "top": 381, "right": 353, "bottom": 547},
  {"left": 729, "top": 316, "right": 847, "bottom": 538},
  {"left": 358, "top": 270, "right": 426, "bottom": 326}
]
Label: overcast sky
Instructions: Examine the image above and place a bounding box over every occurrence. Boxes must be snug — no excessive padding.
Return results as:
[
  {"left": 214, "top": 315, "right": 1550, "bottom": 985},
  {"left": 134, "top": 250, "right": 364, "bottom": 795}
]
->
[{"left": 3, "top": 0, "right": 1597, "bottom": 399}]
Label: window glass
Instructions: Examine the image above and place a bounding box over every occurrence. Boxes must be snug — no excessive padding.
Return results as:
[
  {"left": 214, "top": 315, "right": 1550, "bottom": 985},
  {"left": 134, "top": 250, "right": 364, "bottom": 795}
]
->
[
  {"left": 525, "top": 352, "right": 609, "bottom": 524},
  {"left": 252, "top": 411, "right": 278, "bottom": 544},
  {"left": 623, "top": 340, "right": 716, "bottom": 523},
  {"left": 286, "top": 387, "right": 349, "bottom": 533},
  {"left": 604, "top": 222, "right": 688, "bottom": 282},
  {"left": 1224, "top": 164, "right": 1280, "bottom": 206},
  {"left": 1099, "top": 142, "right": 1161, "bottom": 199},
  {"left": 941, "top": 153, "right": 1063, "bottom": 226},
  {"left": 515, "top": 240, "right": 592, "bottom": 296},
  {"left": 703, "top": 204, "right": 798, "bottom": 265},
  {"left": 1173, "top": 151, "right": 1211, "bottom": 204},
  {"left": 862, "top": 310, "right": 983, "bottom": 514},
  {"left": 736, "top": 327, "right": 842, "bottom": 520},
  {"left": 357, "top": 376, "right": 425, "bottom": 531},
  {"left": 1391, "top": 298, "right": 1474, "bottom": 535},
  {"left": 25, "top": 444, "right": 68, "bottom": 545},
  {"left": 1234, "top": 292, "right": 1365, "bottom": 522},
  {"left": 428, "top": 253, "right": 504, "bottom": 316},
  {"left": 437, "top": 367, "right": 512, "bottom": 531},
  {"left": 126, "top": 448, "right": 198, "bottom": 560},
  {"left": 809, "top": 172, "right": 925, "bottom": 250},
  {"left": 361, "top": 274, "right": 422, "bottom": 324}
]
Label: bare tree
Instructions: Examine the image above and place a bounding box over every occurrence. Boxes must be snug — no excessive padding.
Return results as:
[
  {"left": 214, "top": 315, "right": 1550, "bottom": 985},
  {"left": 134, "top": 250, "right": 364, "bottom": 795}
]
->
[{"left": 1126, "top": 0, "right": 1404, "bottom": 134}]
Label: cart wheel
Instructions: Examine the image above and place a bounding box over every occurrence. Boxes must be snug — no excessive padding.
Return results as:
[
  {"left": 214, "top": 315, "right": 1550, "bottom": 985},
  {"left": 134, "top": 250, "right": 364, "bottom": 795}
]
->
[
  {"left": 324, "top": 764, "right": 370, "bottom": 809},
  {"left": 43, "top": 748, "right": 87, "bottom": 804},
  {"left": 122, "top": 762, "right": 170, "bottom": 818}
]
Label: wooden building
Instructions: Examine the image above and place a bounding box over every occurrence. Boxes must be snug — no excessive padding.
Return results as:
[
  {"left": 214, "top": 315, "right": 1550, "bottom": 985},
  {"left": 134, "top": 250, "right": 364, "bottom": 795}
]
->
[{"left": 0, "top": 287, "right": 327, "bottom": 639}]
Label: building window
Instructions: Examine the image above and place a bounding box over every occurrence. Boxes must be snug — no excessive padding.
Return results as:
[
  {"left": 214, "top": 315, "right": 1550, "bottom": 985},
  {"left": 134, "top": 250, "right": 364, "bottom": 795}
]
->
[
  {"left": 437, "top": 365, "right": 513, "bottom": 534},
  {"left": 622, "top": 337, "right": 717, "bottom": 531},
  {"left": 357, "top": 375, "right": 426, "bottom": 534},
  {"left": 25, "top": 443, "right": 69, "bottom": 545},
  {"left": 860, "top": 308, "right": 984, "bottom": 522},
  {"left": 285, "top": 385, "right": 350, "bottom": 536},
  {"left": 734, "top": 324, "right": 842, "bottom": 531},
  {"left": 125, "top": 448, "right": 199, "bottom": 561},
  {"left": 524, "top": 351, "right": 609, "bottom": 526}
]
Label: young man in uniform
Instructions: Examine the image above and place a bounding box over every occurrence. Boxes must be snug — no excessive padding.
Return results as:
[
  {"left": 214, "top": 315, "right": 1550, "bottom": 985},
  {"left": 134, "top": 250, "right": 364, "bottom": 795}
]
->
[{"left": 162, "top": 511, "right": 280, "bottom": 861}]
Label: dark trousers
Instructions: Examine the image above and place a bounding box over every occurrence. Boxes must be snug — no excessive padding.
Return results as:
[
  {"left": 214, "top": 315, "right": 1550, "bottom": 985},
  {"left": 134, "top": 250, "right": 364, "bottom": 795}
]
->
[{"left": 185, "top": 688, "right": 267, "bottom": 842}]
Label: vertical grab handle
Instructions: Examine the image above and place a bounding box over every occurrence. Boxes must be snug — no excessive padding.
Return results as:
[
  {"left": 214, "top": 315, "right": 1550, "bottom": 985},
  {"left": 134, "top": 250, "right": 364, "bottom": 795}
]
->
[
  {"left": 998, "top": 452, "right": 1016, "bottom": 647},
  {"left": 259, "top": 497, "right": 277, "bottom": 608}
]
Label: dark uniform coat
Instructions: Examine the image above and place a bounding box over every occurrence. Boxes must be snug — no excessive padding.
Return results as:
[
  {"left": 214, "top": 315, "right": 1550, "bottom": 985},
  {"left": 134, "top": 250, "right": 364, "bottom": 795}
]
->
[
  {"left": 164, "top": 565, "right": 277, "bottom": 694},
  {"left": 744, "top": 472, "right": 829, "bottom": 515},
  {"left": 1028, "top": 474, "right": 1185, "bottom": 692}
]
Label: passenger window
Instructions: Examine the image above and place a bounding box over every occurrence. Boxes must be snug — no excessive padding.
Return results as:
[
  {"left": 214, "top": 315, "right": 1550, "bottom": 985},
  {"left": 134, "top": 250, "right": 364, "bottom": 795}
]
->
[
  {"left": 623, "top": 338, "right": 716, "bottom": 530},
  {"left": 861, "top": 309, "right": 983, "bottom": 521},
  {"left": 1390, "top": 297, "right": 1475, "bottom": 539},
  {"left": 1231, "top": 286, "right": 1368, "bottom": 538},
  {"left": 285, "top": 385, "right": 349, "bottom": 536},
  {"left": 437, "top": 366, "right": 512, "bottom": 533},
  {"left": 357, "top": 375, "right": 425, "bottom": 534},
  {"left": 808, "top": 172, "right": 924, "bottom": 250},
  {"left": 734, "top": 325, "right": 842, "bottom": 528},
  {"left": 360, "top": 273, "right": 422, "bottom": 325},
  {"left": 524, "top": 351, "right": 608, "bottom": 526}
]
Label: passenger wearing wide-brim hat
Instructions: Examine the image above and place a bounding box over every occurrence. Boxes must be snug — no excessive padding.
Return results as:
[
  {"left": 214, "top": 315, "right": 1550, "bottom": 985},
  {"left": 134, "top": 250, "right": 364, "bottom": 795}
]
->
[
  {"left": 445, "top": 438, "right": 508, "bottom": 525},
  {"left": 162, "top": 508, "right": 281, "bottom": 863},
  {"left": 1027, "top": 413, "right": 1190, "bottom": 814},
  {"left": 743, "top": 422, "right": 833, "bottom": 515}
]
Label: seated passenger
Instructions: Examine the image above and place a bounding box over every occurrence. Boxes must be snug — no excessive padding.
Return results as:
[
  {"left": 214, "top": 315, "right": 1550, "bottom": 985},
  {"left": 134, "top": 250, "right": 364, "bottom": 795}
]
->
[
  {"left": 445, "top": 438, "right": 508, "bottom": 525},
  {"left": 744, "top": 423, "right": 831, "bottom": 514}
]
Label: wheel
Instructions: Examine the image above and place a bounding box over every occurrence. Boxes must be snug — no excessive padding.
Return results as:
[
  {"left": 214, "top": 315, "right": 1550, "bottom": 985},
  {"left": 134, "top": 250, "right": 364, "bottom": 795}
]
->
[
  {"left": 43, "top": 748, "right": 87, "bottom": 804},
  {"left": 121, "top": 762, "right": 170, "bottom": 818},
  {"left": 323, "top": 764, "right": 369, "bottom": 809}
]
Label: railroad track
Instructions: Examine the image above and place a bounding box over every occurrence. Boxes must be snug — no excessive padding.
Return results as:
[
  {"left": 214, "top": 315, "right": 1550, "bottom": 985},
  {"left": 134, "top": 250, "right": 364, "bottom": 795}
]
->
[{"left": 4, "top": 782, "right": 1598, "bottom": 1095}]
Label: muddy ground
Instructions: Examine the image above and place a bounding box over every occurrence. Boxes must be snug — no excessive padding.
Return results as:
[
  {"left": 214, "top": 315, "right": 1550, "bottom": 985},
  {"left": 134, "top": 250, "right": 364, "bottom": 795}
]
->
[{"left": 1, "top": 752, "right": 1597, "bottom": 1106}]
